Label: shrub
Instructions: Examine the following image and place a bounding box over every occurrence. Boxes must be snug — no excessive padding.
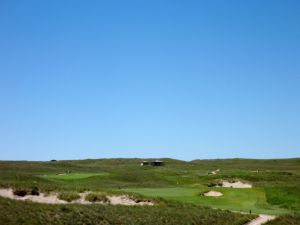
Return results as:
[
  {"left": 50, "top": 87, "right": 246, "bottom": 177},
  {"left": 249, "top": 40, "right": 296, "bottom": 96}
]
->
[
  {"left": 207, "top": 183, "right": 215, "bottom": 187},
  {"left": 13, "top": 188, "right": 28, "bottom": 197},
  {"left": 58, "top": 192, "right": 80, "bottom": 202},
  {"left": 207, "top": 182, "right": 222, "bottom": 187},
  {"left": 30, "top": 186, "right": 39, "bottom": 196},
  {"left": 13, "top": 187, "right": 39, "bottom": 197},
  {"left": 85, "top": 192, "right": 109, "bottom": 203}
]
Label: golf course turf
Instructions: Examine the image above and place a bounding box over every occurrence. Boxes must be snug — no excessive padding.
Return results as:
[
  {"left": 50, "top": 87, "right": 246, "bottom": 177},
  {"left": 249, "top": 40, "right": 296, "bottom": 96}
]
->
[{"left": 0, "top": 158, "right": 299, "bottom": 225}]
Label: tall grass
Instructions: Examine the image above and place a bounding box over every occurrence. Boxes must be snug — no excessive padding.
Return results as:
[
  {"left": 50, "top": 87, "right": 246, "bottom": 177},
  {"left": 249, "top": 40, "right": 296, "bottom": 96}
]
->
[
  {"left": 0, "top": 197, "right": 255, "bottom": 225},
  {"left": 266, "top": 187, "right": 300, "bottom": 210},
  {"left": 58, "top": 192, "right": 80, "bottom": 202},
  {"left": 265, "top": 214, "right": 300, "bottom": 225},
  {"left": 85, "top": 192, "right": 109, "bottom": 203}
]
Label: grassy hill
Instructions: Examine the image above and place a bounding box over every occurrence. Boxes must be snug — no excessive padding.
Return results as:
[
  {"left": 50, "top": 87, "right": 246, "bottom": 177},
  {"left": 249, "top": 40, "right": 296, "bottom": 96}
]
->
[{"left": 0, "top": 158, "right": 300, "bottom": 224}]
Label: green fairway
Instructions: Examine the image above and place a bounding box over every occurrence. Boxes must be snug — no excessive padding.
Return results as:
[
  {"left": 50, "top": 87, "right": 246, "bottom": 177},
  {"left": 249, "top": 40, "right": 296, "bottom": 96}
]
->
[
  {"left": 42, "top": 172, "right": 109, "bottom": 180},
  {"left": 123, "top": 187, "right": 291, "bottom": 215}
]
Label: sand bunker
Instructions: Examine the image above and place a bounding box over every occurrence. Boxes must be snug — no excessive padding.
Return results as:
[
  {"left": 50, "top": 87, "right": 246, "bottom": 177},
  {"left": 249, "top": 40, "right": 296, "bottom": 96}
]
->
[
  {"left": 203, "top": 191, "right": 223, "bottom": 197},
  {"left": 246, "top": 215, "right": 276, "bottom": 225},
  {"left": 109, "top": 195, "right": 153, "bottom": 205},
  {"left": 221, "top": 181, "right": 252, "bottom": 188},
  {"left": 0, "top": 188, "right": 66, "bottom": 204},
  {"left": 0, "top": 188, "right": 154, "bottom": 206}
]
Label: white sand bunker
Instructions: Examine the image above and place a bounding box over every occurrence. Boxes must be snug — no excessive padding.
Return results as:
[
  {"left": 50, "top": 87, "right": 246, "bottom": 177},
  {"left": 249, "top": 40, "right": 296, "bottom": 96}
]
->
[
  {"left": 0, "top": 188, "right": 154, "bottom": 206},
  {"left": 109, "top": 195, "right": 153, "bottom": 205},
  {"left": 246, "top": 215, "right": 276, "bottom": 225},
  {"left": 221, "top": 181, "right": 252, "bottom": 188},
  {"left": 0, "top": 188, "right": 66, "bottom": 204},
  {"left": 203, "top": 191, "right": 223, "bottom": 197}
]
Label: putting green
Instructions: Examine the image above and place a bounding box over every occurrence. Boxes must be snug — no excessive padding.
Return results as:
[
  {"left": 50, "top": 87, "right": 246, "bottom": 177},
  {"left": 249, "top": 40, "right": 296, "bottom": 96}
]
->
[
  {"left": 42, "top": 172, "right": 108, "bottom": 180},
  {"left": 123, "top": 187, "right": 290, "bottom": 215}
]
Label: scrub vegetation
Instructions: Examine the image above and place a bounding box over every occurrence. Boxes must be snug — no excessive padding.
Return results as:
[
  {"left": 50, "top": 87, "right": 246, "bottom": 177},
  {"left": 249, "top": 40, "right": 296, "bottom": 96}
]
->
[
  {"left": 265, "top": 214, "right": 300, "bottom": 225},
  {"left": 57, "top": 191, "right": 80, "bottom": 202},
  {"left": 0, "top": 158, "right": 299, "bottom": 224},
  {"left": 85, "top": 192, "right": 109, "bottom": 203},
  {"left": 0, "top": 197, "right": 254, "bottom": 225}
]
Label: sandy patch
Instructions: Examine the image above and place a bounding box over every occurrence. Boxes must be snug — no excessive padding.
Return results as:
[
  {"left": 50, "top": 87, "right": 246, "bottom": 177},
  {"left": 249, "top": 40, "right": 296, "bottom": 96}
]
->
[
  {"left": 109, "top": 195, "right": 154, "bottom": 205},
  {"left": 0, "top": 188, "right": 66, "bottom": 204},
  {"left": 203, "top": 191, "right": 223, "bottom": 197},
  {"left": 221, "top": 181, "right": 252, "bottom": 188},
  {"left": 0, "top": 188, "right": 153, "bottom": 206},
  {"left": 245, "top": 214, "right": 276, "bottom": 225}
]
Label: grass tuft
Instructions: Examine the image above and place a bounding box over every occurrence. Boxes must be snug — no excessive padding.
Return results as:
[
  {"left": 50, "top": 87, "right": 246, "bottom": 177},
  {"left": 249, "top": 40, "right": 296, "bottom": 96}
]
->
[
  {"left": 85, "top": 192, "right": 110, "bottom": 203},
  {"left": 57, "top": 192, "right": 80, "bottom": 202}
]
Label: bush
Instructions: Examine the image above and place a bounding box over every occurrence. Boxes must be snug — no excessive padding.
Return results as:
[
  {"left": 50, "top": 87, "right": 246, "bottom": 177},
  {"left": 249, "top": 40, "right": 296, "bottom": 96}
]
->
[
  {"left": 13, "top": 188, "right": 28, "bottom": 197},
  {"left": 207, "top": 182, "right": 222, "bottom": 187},
  {"left": 13, "top": 187, "right": 39, "bottom": 197},
  {"left": 30, "top": 186, "right": 39, "bottom": 196},
  {"left": 58, "top": 192, "right": 80, "bottom": 202},
  {"left": 85, "top": 192, "right": 109, "bottom": 203}
]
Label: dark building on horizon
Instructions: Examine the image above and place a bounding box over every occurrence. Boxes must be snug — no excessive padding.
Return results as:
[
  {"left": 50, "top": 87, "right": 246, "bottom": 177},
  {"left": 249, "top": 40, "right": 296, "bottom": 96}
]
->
[
  {"left": 140, "top": 161, "right": 150, "bottom": 166},
  {"left": 151, "top": 160, "right": 164, "bottom": 166},
  {"left": 141, "top": 160, "right": 164, "bottom": 166}
]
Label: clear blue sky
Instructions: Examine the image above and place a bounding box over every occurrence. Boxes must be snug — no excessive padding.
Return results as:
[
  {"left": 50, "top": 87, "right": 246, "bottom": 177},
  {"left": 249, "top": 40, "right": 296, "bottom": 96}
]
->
[{"left": 0, "top": 0, "right": 299, "bottom": 161}]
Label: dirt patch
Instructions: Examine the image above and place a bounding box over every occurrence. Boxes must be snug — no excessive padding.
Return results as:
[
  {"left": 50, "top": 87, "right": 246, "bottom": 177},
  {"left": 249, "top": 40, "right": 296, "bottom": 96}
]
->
[
  {"left": 0, "top": 188, "right": 154, "bottom": 206},
  {"left": 203, "top": 191, "right": 223, "bottom": 197},
  {"left": 220, "top": 181, "right": 252, "bottom": 188}
]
